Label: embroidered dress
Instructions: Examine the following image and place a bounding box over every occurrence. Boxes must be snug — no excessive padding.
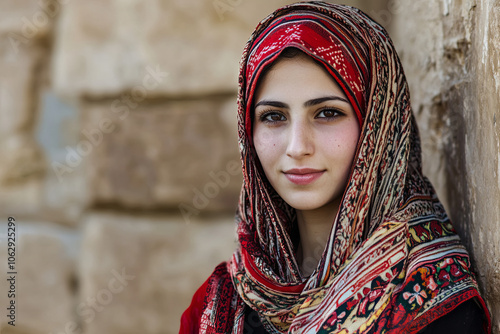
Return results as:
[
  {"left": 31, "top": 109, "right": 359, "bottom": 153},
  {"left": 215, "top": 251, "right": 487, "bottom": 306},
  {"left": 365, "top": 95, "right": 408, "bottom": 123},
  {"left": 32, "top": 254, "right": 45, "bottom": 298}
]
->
[{"left": 180, "top": 2, "right": 491, "bottom": 333}]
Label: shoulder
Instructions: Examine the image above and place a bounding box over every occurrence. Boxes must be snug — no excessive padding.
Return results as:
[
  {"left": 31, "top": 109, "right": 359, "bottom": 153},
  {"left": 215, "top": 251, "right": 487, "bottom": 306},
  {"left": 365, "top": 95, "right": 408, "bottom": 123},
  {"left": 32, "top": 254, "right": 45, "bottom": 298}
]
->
[
  {"left": 418, "top": 298, "right": 489, "bottom": 334},
  {"left": 179, "top": 262, "right": 232, "bottom": 333}
]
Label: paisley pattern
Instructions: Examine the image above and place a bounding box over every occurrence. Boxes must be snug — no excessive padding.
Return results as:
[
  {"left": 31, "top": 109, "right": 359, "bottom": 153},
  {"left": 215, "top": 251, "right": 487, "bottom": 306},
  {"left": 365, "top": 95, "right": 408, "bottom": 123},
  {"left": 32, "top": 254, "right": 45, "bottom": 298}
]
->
[{"left": 180, "top": 2, "right": 491, "bottom": 333}]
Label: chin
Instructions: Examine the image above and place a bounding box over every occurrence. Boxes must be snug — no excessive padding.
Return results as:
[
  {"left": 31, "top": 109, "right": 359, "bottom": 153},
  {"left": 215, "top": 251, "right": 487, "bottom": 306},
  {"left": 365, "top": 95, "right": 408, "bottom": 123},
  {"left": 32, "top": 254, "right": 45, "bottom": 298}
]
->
[{"left": 283, "top": 197, "right": 331, "bottom": 211}]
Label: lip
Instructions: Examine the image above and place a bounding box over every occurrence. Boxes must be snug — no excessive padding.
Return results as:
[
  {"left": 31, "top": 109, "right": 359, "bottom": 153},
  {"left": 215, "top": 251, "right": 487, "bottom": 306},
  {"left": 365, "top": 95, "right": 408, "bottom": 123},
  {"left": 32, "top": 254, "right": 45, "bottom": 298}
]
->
[{"left": 283, "top": 168, "right": 325, "bottom": 185}]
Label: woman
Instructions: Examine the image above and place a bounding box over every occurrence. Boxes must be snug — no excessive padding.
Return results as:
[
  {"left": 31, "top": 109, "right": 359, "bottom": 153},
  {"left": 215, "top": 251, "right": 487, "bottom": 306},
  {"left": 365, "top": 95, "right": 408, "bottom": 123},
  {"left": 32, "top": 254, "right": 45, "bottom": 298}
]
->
[{"left": 181, "top": 2, "right": 491, "bottom": 333}]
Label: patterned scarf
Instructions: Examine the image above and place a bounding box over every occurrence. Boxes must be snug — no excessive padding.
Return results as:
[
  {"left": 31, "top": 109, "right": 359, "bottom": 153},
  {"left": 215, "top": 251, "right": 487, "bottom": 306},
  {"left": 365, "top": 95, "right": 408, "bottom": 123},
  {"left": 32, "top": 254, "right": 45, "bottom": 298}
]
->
[{"left": 190, "top": 2, "right": 491, "bottom": 333}]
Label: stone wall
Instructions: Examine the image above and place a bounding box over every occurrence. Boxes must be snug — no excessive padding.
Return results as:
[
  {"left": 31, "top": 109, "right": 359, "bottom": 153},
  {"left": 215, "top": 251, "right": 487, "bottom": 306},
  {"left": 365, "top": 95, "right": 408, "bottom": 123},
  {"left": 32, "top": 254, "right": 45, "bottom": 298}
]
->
[
  {"left": 390, "top": 0, "right": 500, "bottom": 331},
  {"left": 2, "top": 0, "right": 498, "bottom": 333}
]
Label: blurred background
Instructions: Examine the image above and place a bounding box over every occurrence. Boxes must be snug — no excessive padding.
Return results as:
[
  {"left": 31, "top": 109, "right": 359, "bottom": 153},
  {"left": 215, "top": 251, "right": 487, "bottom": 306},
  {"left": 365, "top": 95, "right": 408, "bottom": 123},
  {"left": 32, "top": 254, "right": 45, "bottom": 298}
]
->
[{"left": 0, "top": 0, "right": 499, "bottom": 333}]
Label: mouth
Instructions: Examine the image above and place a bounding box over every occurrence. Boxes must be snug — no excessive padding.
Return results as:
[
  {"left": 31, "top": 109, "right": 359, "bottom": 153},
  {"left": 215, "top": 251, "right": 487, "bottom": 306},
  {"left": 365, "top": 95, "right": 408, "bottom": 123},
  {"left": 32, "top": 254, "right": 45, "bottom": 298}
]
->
[{"left": 283, "top": 168, "right": 325, "bottom": 185}]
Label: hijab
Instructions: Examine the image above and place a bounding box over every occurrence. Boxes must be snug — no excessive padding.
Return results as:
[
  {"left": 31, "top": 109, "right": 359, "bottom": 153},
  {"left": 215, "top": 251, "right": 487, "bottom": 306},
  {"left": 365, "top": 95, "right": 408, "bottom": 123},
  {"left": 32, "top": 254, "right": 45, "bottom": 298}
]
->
[{"left": 181, "top": 2, "right": 491, "bottom": 333}]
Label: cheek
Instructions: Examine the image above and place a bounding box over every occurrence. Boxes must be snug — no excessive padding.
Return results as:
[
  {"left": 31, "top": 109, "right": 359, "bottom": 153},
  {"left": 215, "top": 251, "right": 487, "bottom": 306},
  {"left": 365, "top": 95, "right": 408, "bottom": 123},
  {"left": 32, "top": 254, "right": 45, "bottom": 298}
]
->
[
  {"left": 253, "top": 128, "right": 280, "bottom": 170},
  {"left": 343, "top": 126, "right": 360, "bottom": 159},
  {"left": 322, "top": 124, "right": 360, "bottom": 167}
]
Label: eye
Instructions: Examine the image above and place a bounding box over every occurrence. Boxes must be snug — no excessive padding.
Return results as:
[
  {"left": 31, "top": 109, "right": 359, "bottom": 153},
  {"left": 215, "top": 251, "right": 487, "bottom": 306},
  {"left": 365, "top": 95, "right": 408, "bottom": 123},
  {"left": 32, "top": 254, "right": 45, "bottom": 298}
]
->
[
  {"left": 316, "top": 108, "right": 343, "bottom": 119},
  {"left": 260, "top": 111, "right": 286, "bottom": 123}
]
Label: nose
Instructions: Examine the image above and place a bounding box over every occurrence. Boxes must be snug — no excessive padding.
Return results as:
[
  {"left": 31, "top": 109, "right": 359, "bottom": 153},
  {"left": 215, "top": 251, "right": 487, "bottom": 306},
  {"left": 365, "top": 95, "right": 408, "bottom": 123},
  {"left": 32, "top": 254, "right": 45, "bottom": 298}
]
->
[{"left": 286, "top": 119, "right": 314, "bottom": 159}]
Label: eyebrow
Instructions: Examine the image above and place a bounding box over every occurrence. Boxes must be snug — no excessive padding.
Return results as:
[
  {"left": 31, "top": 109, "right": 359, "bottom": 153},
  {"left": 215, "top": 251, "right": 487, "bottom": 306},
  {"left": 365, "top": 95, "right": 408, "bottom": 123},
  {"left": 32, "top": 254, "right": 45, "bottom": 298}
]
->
[{"left": 254, "top": 95, "right": 349, "bottom": 109}]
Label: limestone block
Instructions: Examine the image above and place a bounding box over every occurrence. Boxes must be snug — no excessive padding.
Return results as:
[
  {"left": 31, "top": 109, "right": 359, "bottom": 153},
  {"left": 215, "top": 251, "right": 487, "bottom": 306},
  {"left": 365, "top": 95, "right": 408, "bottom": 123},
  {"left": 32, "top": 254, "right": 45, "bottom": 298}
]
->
[
  {"left": 0, "top": 221, "right": 77, "bottom": 334},
  {"left": 33, "top": 91, "right": 89, "bottom": 225},
  {"left": 0, "top": 36, "right": 46, "bottom": 185},
  {"left": 79, "top": 96, "right": 242, "bottom": 214},
  {"left": 79, "top": 212, "right": 236, "bottom": 334},
  {"left": 0, "top": 179, "right": 43, "bottom": 218},
  {"left": 51, "top": 0, "right": 307, "bottom": 98},
  {"left": 0, "top": 0, "right": 55, "bottom": 38},
  {"left": 0, "top": 1, "right": 51, "bottom": 211},
  {"left": 1, "top": 323, "right": 33, "bottom": 334}
]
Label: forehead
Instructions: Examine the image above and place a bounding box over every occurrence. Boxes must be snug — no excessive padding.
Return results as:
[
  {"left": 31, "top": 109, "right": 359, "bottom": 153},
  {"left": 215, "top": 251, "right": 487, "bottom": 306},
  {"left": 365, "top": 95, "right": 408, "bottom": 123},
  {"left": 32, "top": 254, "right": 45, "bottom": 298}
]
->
[{"left": 254, "top": 54, "right": 345, "bottom": 102}]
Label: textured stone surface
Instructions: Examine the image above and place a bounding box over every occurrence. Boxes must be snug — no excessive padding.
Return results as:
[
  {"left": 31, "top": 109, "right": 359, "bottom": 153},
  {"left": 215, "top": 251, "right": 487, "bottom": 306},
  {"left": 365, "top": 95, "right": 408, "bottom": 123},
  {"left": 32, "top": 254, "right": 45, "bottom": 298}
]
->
[
  {"left": 0, "top": 0, "right": 55, "bottom": 37},
  {"left": 82, "top": 97, "right": 242, "bottom": 214},
  {"left": 0, "top": 1, "right": 55, "bottom": 219},
  {"left": 390, "top": 0, "right": 500, "bottom": 330},
  {"left": 79, "top": 212, "right": 236, "bottom": 334},
  {"left": 0, "top": 221, "right": 77, "bottom": 333},
  {"left": 51, "top": 0, "right": 288, "bottom": 97},
  {"left": 0, "top": 180, "right": 43, "bottom": 218},
  {"left": 0, "top": 0, "right": 54, "bottom": 179},
  {"left": 0, "top": 1, "right": 50, "bottom": 216},
  {"left": 0, "top": 36, "right": 46, "bottom": 185}
]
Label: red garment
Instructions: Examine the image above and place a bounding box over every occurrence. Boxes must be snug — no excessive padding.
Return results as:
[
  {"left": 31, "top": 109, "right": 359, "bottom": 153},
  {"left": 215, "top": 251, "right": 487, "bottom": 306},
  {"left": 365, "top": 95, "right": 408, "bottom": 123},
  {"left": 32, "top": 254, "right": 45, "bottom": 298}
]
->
[
  {"left": 180, "top": 275, "right": 209, "bottom": 333},
  {"left": 181, "top": 263, "right": 239, "bottom": 333}
]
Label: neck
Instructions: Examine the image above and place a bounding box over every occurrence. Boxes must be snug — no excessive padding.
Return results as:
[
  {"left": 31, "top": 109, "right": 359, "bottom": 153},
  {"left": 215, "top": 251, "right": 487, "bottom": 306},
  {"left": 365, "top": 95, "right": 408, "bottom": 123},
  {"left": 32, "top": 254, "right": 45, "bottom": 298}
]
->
[{"left": 296, "top": 199, "right": 340, "bottom": 277}]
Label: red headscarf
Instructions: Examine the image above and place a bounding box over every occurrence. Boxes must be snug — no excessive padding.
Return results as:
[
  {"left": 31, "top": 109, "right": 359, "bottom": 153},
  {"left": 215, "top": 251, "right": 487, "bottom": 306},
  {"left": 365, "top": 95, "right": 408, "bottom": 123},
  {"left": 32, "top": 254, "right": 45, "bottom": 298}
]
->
[
  {"left": 244, "top": 10, "right": 369, "bottom": 130},
  {"left": 181, "top": 2, "right": 491, "bottom": 333}
]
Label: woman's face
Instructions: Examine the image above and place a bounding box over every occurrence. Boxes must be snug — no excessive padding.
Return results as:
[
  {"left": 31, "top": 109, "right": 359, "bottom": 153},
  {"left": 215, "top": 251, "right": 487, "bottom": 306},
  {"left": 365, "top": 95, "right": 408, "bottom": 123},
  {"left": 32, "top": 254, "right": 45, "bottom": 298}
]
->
[{"left": 253, "top": 53, "right": 361, "bottom": 212}]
